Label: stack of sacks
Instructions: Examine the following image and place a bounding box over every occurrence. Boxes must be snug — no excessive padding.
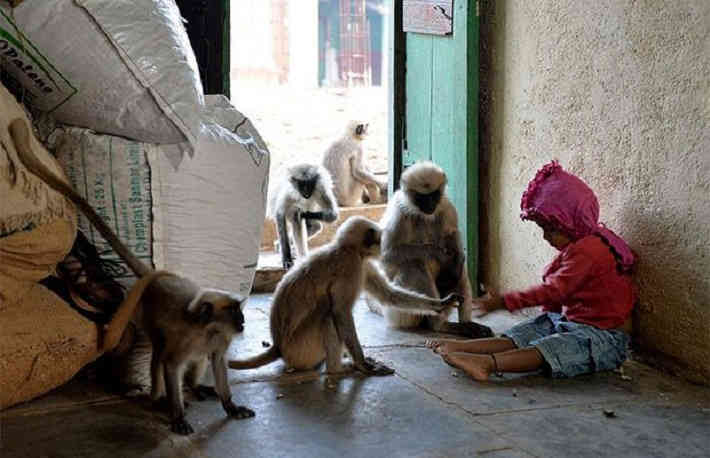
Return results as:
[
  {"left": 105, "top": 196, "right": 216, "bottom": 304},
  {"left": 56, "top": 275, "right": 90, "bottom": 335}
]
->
[
  {"left": 0, "top": 83, "right": 102, "bottom": 410},
  {"left": 52, "top": 96, "right": 270, "bottom": 295},
  {"left": 0, "top": 0, "right": 270, "bottom": 409}
]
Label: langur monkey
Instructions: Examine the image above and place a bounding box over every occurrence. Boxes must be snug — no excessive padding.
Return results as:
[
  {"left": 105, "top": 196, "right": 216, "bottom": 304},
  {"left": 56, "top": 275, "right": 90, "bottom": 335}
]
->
[
  {"left": 371, "top": 161, "right": 494, "bottom": 338},
  {"left": 322, "top": 121, "right": 388, "bottom": 206},
  {"left": 9, "top": 118, "right": 253, "bottom": 435},
  {"left": 268, "top": 163, "right": 339, "bottom": 269},
  {"left": 229, "top": 216, "right": 462, "bottom": 375}
]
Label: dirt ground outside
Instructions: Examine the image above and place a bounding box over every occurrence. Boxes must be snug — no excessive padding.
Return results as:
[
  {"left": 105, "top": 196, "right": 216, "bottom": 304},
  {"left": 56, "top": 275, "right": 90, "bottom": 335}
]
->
[{"left": 230, "top": 82, "right": 389, "bottom": 189}]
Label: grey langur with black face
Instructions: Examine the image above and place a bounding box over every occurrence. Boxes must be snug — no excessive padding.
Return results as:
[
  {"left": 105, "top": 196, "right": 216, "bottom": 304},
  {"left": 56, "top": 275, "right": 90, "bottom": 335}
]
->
[
  {"left": 322, "top": 120, "right": 388, "bottom": 206},
  {"left": 268, "top": 163, "right": 339, "bottom": 269},
  {"left": 370, "top": 161, "right": 494, "bottom": 338},
  {"left": 9, "top": 118, "right": 254, "bottom": 436},
  {"left": 229, "top": 216, "right": 462, "bottom": 375}
]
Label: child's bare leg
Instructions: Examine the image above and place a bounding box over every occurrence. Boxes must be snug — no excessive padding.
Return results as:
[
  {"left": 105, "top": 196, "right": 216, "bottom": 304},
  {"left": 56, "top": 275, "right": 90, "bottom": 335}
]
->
[
  {"left": 426, "top": 337, "right": 516, "bottom": 355},
  {"left": 494, "top": 348, "right": 545, "bottom": 372},
  {"left": 442, "top": 348, "right": 544, "bottom": 382}
]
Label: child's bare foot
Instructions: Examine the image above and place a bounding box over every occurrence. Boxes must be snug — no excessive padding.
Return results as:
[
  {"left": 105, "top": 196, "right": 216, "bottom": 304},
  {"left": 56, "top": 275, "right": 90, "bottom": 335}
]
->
[
  {"left": 441, "top": 352, "right": 494, "bottom": 382},
  {"left": 424, "top": 339, "right": 468, "bottom": 355}
]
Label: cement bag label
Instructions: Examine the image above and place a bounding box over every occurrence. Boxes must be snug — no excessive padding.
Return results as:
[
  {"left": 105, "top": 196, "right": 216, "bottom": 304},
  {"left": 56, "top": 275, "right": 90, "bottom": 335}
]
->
[
  {"left": 55, "top": 128, "right": 154, "bottom": 285},
  {"left": 0, "top": 10, "right": 77, "bottom": 112}
]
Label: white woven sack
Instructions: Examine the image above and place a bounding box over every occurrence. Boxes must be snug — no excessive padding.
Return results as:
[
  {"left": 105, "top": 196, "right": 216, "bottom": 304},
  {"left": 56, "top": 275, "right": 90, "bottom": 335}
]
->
[
  {"left": 0, "top": 0, "right": 203, "bottom": 147},
  {"left": 150, "top": 96, "right": 270, "bottom": 295}
]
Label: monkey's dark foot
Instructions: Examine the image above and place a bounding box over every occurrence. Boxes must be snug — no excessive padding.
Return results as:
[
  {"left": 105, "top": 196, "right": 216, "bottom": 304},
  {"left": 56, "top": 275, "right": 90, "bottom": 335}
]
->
[
  {"left": 191, "top": 384, "right": 218, "bottom": 401},
  {"left": 282, "top": 258, "right": 294, "bottom": 270},
  {"left": 170, "top": 417, "right": 194, "bottom": 435},
  {"left": 451, "top": 321, "right": 494, "bottom": 338},
  {"left": 223, "top": 400, "right": 255, "bottom": 419},
  {"left": 358, "top": 357, "right": 395, "bottom": 376}
]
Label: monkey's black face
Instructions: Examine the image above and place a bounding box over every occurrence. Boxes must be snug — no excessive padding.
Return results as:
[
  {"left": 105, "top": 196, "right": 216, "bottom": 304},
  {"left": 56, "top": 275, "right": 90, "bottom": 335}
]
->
[
  {"left": 227, "top": 304, "right": 245, "bottom": 332},
  {"left": 194, "top": 300, "right": 245, "bottom": 332},
  {"left": 294, "top": 178, "right": 317, "bottom": 199},
  {"left": 412, "top": 189, "right": 442, "bottom": 215},
  {"left": 355, "top": 123, "right": 368, "bottom": 136},
  {"left": 364, "top": 227, "right": 380, "bottom": 248},
  {"left": 361, "top": 226, "right": 382, "bottom": 257}
]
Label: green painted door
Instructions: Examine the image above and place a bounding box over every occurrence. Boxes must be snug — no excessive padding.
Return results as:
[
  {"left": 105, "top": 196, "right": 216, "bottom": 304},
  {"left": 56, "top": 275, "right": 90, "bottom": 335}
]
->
[{"left": 389, "top": 0, "right": 480, "bottom": 293}]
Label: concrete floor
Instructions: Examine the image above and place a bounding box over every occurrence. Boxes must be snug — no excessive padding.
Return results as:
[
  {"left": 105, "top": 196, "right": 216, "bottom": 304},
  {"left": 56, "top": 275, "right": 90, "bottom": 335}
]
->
[{"left": 1, "top": 294, "right": 709, "bottom": 458}]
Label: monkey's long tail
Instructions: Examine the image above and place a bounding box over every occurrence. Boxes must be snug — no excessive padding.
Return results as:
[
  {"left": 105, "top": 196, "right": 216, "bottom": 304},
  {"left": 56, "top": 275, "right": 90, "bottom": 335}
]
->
[
  {"left": 8, "top": 118, "right": 151, "bottom": 279},
  {"left": 228, "top": 347, "right": 280, "bottom": 370},
  {"left": 101, "top": 270, "right": 174, "bottom": 353}
]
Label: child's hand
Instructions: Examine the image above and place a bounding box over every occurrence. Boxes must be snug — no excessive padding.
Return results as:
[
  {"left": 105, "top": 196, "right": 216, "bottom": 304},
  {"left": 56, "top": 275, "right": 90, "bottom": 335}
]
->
[{"left": 472, "top": 288, "right": 506, "bottom": 317}]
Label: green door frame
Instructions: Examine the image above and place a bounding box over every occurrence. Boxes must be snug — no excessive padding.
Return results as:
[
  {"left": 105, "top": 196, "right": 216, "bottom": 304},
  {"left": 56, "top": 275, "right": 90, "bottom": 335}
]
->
[
  {"left": 388, "top": 0, "right": 480, "bottom": 294},
  {"left": 387, "top": 0, "right": 406, "bottom": 194}
]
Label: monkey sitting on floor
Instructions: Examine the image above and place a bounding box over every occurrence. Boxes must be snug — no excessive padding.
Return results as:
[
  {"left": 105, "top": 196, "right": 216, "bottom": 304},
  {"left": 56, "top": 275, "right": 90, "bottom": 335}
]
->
[
  {"left": 9, "top": 118, "right": 254, "bottom": 436},
  {"left": 268, "top": 163, "right": 339, "bottom": 269},
  {"left": 369, "top": 161, "right": 494, "bottom": 338},
  {"left": 229, "top": 216, "right": 462, "bottom": 375},
  {"left": 322, "top": 121, "right": 388, "bottom": 206}
]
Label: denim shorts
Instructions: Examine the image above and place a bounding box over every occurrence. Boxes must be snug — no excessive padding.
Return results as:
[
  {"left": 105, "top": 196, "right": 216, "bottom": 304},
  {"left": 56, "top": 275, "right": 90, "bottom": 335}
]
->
[{"left": 503, "top": 312, "right": 630, "bottom": 378}]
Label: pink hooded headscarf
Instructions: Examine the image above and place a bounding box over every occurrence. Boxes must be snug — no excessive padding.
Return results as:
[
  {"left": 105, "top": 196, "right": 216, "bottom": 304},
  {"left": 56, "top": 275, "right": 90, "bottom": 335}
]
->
[{"left": 520, "top": 161, "right": 635, "bottom": 273}]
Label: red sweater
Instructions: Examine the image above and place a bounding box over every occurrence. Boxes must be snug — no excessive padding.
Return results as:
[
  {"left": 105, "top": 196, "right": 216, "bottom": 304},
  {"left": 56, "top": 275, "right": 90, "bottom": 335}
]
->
[{"left": 503, "top": 235, "right": 635, "bottom": 330}]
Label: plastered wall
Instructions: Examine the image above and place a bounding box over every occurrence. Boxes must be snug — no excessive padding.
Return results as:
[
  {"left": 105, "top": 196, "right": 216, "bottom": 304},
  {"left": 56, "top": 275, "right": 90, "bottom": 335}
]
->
[{"left": 479, "top": 0, "right": 709, "bottom": 383}]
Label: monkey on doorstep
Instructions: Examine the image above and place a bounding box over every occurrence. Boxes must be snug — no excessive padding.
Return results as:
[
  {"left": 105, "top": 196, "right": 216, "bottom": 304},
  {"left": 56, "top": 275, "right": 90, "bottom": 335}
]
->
[
  {"left": 9, "top": 118, "right": 253, "bottom": 435},
  {"left": 322, "top": 121, "right": 388, "bottom": 206},
  {"left": 370, "top": 161, "right": 494, "bottom": 338},
  {"left": 268, "top": 163, "right": 339, "bottom": 269},
  {"left": 229, "top": 216, "right": 462, "bottom": 375}
]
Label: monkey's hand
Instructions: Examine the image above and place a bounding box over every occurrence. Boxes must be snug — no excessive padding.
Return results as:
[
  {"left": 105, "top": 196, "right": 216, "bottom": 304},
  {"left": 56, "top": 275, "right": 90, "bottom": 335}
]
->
[
  {"left": 302, "top": 210, "right": 338, "bottom": 223},
  {"left": 223, "top": 400, "right": 256, "bottom": 419},
  {"left": 301, "top": 210, "right": 318, "bottom": 219},
  {"left": 356, "top": 357, "right": 395, "bottom": 376},
  {"left": 441, "top": 293, "right": 465, "bottom": 308}
]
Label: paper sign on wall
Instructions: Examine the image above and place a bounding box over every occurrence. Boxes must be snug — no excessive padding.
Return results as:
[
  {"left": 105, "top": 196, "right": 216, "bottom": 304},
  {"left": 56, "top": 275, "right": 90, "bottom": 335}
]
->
[{"left": 403, "top": 0, "right": 454, "bottom": 36}]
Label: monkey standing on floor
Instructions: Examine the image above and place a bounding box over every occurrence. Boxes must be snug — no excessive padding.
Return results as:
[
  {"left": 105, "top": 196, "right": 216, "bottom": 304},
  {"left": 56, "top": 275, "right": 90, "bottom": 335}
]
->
[
  {"left": 268, "top": 163, "right": 339, "bottom": 269},
  {"left": 9, "top": 118, "right": 254, "bottom": 435},
  {"left": 322, "top": 121, "right": 388, "bottom": 207},
  {"left": 229, "top": 216, "right": 462, "bottom": 375},
  {"left": 370, "top": 161, "right": 494, "bottom": 338}
]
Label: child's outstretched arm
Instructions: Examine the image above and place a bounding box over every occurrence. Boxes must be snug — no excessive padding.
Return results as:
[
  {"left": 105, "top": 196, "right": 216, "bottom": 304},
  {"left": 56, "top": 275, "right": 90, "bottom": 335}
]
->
[
  {"left": 503, "top": 248, "right": 596, "bottom": 312},
  {"left": 471, "top": 289, "right": 506, "bottom": 316}
]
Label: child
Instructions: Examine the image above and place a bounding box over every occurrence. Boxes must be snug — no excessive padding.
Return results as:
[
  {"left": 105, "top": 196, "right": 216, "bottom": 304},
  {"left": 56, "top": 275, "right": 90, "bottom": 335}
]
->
[{"left": 427, "top": 161, "right": 635, "bottom": 381}]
